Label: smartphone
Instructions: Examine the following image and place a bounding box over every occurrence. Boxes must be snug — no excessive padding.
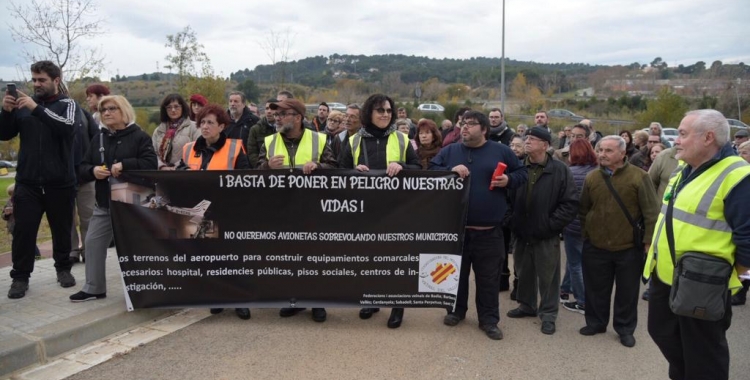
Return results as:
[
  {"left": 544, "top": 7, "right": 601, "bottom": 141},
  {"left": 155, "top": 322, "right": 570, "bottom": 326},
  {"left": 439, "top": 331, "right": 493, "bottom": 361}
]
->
[{"left": 6, "top": 83, "right": 17, "bottom": 99}]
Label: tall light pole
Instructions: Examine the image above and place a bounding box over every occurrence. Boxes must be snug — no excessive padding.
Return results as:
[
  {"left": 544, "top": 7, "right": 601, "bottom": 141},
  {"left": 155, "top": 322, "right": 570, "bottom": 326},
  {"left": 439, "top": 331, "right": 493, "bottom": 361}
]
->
[
  {"left": 500, "top": 0, "right": 506, "bottom": 115},
  {"left": 736, "top": 78, "right": 742, "bottom": 121}
]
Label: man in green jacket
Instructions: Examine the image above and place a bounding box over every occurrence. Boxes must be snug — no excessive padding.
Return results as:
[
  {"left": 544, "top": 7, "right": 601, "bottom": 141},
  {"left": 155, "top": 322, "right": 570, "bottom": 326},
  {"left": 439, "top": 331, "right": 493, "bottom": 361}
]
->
[{"left": 578, "top": 135, "right": 659, "bottom": 347}]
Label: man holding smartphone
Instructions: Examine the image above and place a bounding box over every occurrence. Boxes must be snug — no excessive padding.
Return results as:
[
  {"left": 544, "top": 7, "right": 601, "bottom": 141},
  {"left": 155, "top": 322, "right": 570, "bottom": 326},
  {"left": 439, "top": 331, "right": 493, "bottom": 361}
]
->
[{"left": 1, "top": 60, "right": 78, "bottom": 299}]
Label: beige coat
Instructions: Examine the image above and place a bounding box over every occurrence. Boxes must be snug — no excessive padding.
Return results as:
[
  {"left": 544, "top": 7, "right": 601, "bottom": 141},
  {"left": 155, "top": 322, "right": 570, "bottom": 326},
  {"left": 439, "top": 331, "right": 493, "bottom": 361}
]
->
[{"left": 152, "top": 119, "right": 199, "bottom": 168}]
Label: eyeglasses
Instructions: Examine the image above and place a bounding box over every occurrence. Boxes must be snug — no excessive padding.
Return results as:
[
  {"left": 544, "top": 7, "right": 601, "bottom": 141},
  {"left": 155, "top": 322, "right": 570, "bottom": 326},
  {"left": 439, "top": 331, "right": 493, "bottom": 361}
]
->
[
  {"left": 375, "top": 108, "right": 393, "bottom": 115},
  {"left": 342, "top": 115, "right": 358, "bottom": 120},
  {"left": 166, "top": 105, "right": 182, "bottom": 111},
  {"left": 277, "top": 111, "right": 298, "bottom": 118},
  {"left": 101, "top": 106, "right": 119, "bottom": 114},
  {"left": 459, "top": 121, "right": 481, "bottom": 128}
]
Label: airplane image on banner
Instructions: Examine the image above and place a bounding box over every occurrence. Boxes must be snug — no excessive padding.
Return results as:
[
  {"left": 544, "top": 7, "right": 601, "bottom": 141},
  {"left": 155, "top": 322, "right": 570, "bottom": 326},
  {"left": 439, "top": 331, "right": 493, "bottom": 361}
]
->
[{"left": 165, "top": 200, "right": 211, "bottom": 218}]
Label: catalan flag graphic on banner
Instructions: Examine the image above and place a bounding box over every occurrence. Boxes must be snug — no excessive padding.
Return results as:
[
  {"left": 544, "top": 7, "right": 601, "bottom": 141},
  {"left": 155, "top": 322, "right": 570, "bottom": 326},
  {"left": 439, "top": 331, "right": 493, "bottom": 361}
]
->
[{"left": 431, "top": 263, "right": 456, "bottom": 285}]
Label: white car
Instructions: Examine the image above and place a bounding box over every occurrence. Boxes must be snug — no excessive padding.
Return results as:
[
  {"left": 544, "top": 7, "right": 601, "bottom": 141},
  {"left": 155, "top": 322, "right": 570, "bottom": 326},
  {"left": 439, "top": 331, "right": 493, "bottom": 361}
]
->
[
  {"left": 418, "top": 103, "right": 445, "bottom": 113},
  {"left": 727, "top": 118, "right": 749, "bottom": 129},
  {"left": 641, "top": 127, "right": 677, "bottom": 146},
  {"left": 327, "top": 102, "right": 347, "bottom": 112}
]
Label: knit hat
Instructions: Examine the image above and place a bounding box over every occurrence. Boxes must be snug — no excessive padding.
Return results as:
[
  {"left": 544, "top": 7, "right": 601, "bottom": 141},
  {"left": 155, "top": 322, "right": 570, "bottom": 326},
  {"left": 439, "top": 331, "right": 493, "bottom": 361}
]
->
[
  {"left": 269, "top": 99, "right": 306, "bottom": 117},
  {"left": 189, "top": 94, "right": 208, "bottom": 106},
  {"left": 527, "top": 126, "right": 552, "bottom": 144}
]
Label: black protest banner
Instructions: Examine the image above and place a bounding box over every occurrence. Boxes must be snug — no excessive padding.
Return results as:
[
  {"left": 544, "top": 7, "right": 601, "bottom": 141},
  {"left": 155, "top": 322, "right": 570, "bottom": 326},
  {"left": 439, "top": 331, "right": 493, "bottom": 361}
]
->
[{"left": 110, "top": 170, "right": 469, "bottom": 310}]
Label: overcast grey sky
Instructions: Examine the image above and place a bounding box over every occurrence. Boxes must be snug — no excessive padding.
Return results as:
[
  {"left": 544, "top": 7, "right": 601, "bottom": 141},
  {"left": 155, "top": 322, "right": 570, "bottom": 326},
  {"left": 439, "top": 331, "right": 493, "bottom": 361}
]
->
[{"left": 0, "top": 0, "right": 748, "bottom": 82}]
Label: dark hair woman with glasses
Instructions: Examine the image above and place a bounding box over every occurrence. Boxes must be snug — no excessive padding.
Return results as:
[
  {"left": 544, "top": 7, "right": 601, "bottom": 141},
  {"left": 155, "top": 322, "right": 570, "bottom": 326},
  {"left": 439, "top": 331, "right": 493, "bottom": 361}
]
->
[
  {"left": 339, "top": 94, "right": 420, "bottom": 329},
  {"left": 152, "top": 93, "right": 199, "bottom": 170}
]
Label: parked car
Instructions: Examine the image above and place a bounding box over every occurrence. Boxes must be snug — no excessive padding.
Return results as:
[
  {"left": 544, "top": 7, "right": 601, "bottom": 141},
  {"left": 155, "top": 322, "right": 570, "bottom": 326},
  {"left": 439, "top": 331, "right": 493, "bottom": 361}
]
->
[
  {"left": 641, "top": 127, "right": 677, "bottom": 146},
  {"left": 418, "top": 103, "right": 445, "bottom": 113},
  {"left": 547, "top": 109, "right": 583, "bottom": 120},
  {"left": 727, "top": 118, "right": 749, "bottom": 129},
  {"left": 328, "top": 102, "right": 347, "bottom": 112}
]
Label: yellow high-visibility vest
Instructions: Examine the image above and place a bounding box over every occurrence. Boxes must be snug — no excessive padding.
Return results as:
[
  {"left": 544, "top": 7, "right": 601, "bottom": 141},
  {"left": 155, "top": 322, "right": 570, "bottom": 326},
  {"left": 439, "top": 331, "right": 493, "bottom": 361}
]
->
[
  {"left": 643, "top": 155, "right": 750, "bottom": 293},
  {"left": 264, "top": 129, "right": 326, "bottom": 168},
  {"left": 349, "top": 131, "right": 407, "bottom": 167}
]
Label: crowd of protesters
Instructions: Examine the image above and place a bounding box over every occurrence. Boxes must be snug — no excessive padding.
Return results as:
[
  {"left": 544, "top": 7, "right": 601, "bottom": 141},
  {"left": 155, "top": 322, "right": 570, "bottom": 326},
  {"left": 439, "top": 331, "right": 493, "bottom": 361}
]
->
[{"left": 2, "top": 60, "right": 749, "bottom": 379}]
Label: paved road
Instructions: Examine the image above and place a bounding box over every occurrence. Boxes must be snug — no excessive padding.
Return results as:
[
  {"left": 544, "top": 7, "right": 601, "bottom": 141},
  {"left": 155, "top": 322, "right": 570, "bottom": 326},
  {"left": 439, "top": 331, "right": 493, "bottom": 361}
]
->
[{"left": 64, "top": 280, "right": 749, "bottom": 380}]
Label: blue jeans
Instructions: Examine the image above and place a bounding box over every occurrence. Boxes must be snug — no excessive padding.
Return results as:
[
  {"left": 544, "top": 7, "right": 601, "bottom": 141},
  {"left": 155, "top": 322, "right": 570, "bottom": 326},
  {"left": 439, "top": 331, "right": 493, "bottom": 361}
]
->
[{"left": 563, "top": 231, "right": 585, "bottom": 305}]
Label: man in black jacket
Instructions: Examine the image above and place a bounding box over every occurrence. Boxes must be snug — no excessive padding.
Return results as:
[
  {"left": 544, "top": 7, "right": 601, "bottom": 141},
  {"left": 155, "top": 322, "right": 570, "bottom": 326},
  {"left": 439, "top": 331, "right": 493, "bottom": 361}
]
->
[
  {"left": 226, "top": 91, "right": 259, "bottom": 148},
  {"left": 247, "top": 99, "right": 279, "bottom": 168},
  {"left": 488, "top": 108, "right": 513, "bottom": 146},
  {"left": 0, "top": 61, "right": 78, "bottom": 298},
  {"left": 506, "top": 126, "right": 578, "bottom": 335}
]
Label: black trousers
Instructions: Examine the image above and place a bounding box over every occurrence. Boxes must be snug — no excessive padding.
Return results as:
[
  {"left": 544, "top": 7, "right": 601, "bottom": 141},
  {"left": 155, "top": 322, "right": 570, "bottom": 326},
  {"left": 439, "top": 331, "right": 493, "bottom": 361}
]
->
[
  {"left": 10, "top": 184, "right": 75, "bottom": 279},
  {"left": 581, "top": 241, "right": 643, "bottom": 335},
  {"left": 453, "top": 227, "right": 503, "bottom": 325},
  {"left": 648, "top": 276, "right": 731, "bottom": 380}
]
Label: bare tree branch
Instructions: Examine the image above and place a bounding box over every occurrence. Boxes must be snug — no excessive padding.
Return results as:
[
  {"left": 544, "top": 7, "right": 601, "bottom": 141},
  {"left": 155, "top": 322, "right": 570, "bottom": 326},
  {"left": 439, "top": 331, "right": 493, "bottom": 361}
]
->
[
  {"left": 6, "top": 0, "right": 106, "bottom": 81},
  {"left": 257, "top": 28, "right": 296, "bottom": 88}
]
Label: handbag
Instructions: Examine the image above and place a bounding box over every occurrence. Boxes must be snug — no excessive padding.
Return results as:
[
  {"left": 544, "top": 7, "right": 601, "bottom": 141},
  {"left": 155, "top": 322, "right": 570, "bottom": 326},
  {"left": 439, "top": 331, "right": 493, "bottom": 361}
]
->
[
  {"left": 601, "top": 172, "right": 645, "bottom": 248},
  {"left": 665, "top": 192, "right": 732, "bottom": 321}
]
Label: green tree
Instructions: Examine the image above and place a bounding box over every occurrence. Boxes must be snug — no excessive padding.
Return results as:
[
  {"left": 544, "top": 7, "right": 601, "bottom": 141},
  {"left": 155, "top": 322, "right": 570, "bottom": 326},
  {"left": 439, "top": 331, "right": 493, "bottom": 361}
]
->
[
  {"left": 165, "top": 26, "right": 209, "bottom": 93},
  {"left": 183, "top": 64, "right": 228, "bottom": 105},
  {"left": 236, "top": 79, "right": 261, "bottom": 103},
  {"left": 637, "top": 87, "right": 688, "bottom": 127}
]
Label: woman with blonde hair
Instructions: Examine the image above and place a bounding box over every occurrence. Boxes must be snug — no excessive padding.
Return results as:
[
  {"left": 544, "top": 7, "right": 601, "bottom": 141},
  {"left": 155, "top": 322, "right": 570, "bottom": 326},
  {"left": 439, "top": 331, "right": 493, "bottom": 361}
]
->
[{"left": 69, "top": 95, "right": 157, "bottom": 302}]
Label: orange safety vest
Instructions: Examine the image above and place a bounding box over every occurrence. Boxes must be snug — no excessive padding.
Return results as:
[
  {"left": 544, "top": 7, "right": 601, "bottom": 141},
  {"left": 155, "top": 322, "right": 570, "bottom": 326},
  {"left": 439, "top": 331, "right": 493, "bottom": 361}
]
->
[{"left": 182, "top": 138, "right": 244, "bottom": 170}]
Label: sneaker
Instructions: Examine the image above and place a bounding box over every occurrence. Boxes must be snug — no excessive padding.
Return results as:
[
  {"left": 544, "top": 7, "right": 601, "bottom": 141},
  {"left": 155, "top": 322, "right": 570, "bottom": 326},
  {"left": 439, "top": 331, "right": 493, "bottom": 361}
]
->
[
  {"left": 235, "top": 308, "right": 251, "bottom": 320},
  {"left": 312, "top": 308, "right": 327, "bottom": 322},
  {"left": 479, "top": 324, "right": 504, "bottom": 340},
  {"left": 559, "top": 292, "right": 570, "bottom": 303},
  {"left": 8, "top": 279, "right": 29, "bottom": 299},
  {"left": 563, "top": 301, "right": 585, "bottom": 315},
  {"left": 579, "top": 325, "right": 606, "bottom": 336},
  {"left": 57, "top": 271, "right": 76, "bottom": 288},
  {"left": 279, "top": 307, "right": 305, "bottom": 317},
  {"left": 69, "top": 291, "right": 106, "bottom": 302},
  {"left": 359, "top": 308, "right": 380, "bottom": 319},
  {"left": 541, "top": 321, "right": 556, "bottom": 335},
  {"left": 619, "top": 334, "right": 636, "bottom": 347},
  {"left": 443, "top": 313, "right": 465, "bottom": 326},
  {"left": 506, "top": 307, "right": 537, "bottom": 318}
]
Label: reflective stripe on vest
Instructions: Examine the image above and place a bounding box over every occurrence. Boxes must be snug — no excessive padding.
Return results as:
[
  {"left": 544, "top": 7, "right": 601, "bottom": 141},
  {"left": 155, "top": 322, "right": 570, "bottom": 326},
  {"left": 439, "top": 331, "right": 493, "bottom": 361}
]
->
[
  {"left": 349, "top": 131, "right": 407, "bottom": 167},
  {"left": 643, "top": 156, "right": 750, "bottom": 292},
  {"left": 264, "top": 129, "right": 325, "bottom": 168},
  {"left": 182, "top": 139, "right": 243, "bottom": 170}
]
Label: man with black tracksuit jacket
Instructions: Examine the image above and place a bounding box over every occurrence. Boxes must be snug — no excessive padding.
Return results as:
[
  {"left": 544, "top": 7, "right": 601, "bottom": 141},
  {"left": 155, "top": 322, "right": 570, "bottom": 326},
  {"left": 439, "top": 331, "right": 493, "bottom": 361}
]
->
[
  {"left": 430, "top": 110, "right": 527, "bottom": 340},
  {"left": 1, "top": 61, "right": 78, "bottom": 299}
]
